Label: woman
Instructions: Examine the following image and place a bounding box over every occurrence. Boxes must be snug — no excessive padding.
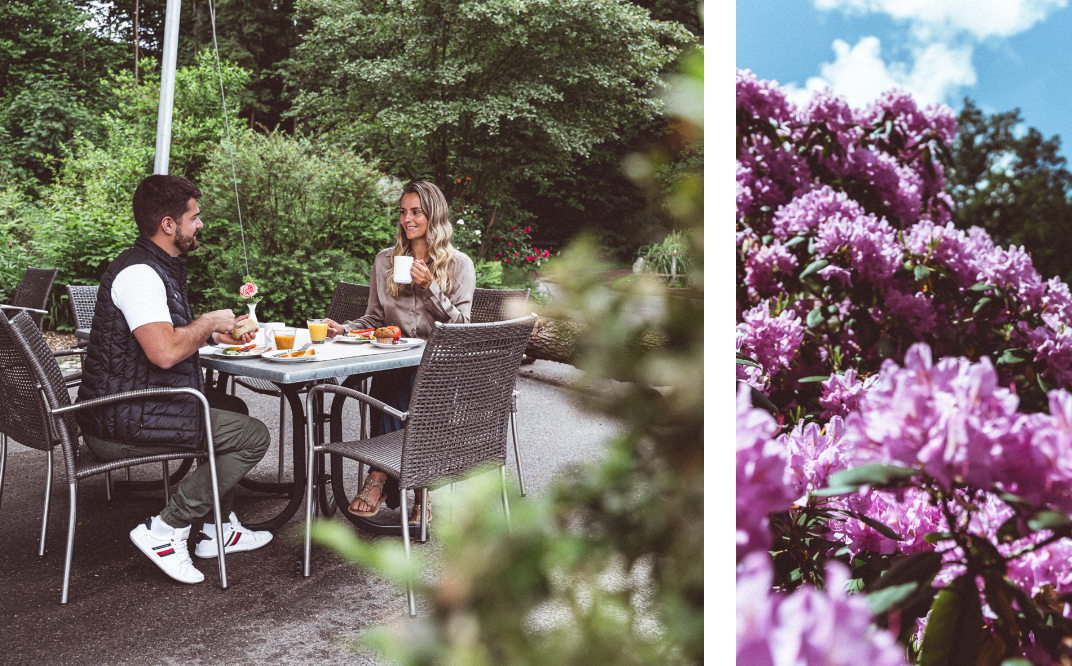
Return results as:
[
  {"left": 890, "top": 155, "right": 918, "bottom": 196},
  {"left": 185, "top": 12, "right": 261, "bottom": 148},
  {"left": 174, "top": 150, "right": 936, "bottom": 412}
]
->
[{"left": 325, "top": 181, "right": 475, "bottom": 524}]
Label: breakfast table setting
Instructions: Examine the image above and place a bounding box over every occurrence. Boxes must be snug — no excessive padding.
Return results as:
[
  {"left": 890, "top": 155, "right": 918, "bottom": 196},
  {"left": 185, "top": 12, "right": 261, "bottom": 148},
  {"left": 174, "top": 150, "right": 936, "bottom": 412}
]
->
[{"left": 197, "top": 321, "right": 427, "bottom": 533}]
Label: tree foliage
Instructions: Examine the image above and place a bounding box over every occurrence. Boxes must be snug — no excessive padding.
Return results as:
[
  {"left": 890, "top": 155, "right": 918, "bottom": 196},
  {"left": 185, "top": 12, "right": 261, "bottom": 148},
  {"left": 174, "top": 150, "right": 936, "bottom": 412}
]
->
[
  {"left": 946, "top": 99, "right": 1072, "bottom": 284},
  {"left": 288, "top": 0, "right": 692, "bottom": 254},
  {"left": 0, "top": 0, "right": 127, "bottom": 187}
]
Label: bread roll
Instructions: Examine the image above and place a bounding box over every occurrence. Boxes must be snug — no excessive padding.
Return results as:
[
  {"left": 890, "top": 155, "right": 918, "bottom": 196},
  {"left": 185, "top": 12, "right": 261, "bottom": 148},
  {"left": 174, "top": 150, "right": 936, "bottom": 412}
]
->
[{"left": 232, "top": 317, "right": 258, "bottom": 339}]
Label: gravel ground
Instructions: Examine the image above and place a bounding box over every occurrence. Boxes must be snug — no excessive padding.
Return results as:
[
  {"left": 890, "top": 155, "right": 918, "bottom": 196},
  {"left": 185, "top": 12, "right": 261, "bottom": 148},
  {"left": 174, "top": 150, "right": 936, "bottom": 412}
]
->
[{"left": 0, "top": 357, "right": 620, "bottom": 665}]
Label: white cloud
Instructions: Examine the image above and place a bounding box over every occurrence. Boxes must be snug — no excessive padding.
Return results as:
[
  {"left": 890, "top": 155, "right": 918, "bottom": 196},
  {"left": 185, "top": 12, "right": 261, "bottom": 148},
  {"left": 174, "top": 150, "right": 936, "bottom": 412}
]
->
[
  {"left": 814, "top": 0, "right": 1067, "bottom": 40},
  {"left": 784, "top": 36, "right": 976, "bottom": 108},
  {"left": 787, "top": 0, "right": 1064, "bottom": 108}
]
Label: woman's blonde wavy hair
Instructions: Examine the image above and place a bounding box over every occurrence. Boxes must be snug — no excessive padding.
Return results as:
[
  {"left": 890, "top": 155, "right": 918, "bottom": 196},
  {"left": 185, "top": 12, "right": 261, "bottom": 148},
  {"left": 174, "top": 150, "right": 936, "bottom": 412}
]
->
[{"left": 386, "top": 181, "right": 457, "bottom": 297}]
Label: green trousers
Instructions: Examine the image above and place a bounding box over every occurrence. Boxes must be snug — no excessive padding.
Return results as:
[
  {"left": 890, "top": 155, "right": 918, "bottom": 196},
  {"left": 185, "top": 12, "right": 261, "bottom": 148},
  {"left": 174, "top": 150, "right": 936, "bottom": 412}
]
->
[{"left": 82, "top": 391, "right": 271, "bottom": 529}]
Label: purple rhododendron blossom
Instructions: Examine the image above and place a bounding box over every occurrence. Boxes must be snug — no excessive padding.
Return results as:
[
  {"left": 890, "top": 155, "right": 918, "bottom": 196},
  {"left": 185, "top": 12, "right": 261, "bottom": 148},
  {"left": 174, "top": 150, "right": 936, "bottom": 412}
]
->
[
  {"left": 771, "top": 185, "right": 866, "bottom": 240},
  {"left": 737, "top": 386, "right": 796, "bottom": 560},
  {"left": 814, "top": 212, "right": 902, "bottom": 289},
  {"left": 779, "top": 417, "right": 850, "bottom": 497},
  {"left": 737, "top": 302, "right": 805, "bottom": 393},
  {"left": 736, "top": 553, "right": 909, "bottom": 666},
  {"left": 819, "top": 369, "right": 873, "bottom": 419},
  {"left": 844, "top": 343, "right": 1020, "bottom": 489}
]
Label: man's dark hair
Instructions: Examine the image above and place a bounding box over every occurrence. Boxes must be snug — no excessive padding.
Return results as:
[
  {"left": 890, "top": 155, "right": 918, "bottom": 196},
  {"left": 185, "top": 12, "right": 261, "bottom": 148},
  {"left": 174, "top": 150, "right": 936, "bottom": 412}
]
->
[{"left": 132, "top": 175, "right": 202, "bottom": 237}]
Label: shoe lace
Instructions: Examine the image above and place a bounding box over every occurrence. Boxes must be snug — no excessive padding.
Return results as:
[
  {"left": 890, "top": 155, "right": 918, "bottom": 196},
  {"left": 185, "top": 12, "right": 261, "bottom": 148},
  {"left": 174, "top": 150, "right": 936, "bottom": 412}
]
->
[{"left": 172, "top": 537, "right": 193, "bottom": 563}]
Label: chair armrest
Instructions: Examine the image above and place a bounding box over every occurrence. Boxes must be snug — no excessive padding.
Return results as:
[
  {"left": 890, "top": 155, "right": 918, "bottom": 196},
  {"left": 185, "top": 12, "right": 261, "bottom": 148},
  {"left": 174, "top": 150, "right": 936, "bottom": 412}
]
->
[
  {"left": 0, "top": 304, "right": 48, "bottom": 315},
  {"left": 307, "top": 383, "right": 407, "bottom": 422},
  {"left": 53, "top": 349, "right": 88, "bottom": 358},
  {"left": 49, "top": 387, "right": 204, "bottom": 416}
]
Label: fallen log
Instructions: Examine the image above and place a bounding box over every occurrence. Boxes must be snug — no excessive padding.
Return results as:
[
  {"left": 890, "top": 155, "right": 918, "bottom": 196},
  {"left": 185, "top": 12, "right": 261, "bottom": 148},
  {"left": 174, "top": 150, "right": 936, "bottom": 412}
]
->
[
  {"left": 524, "top": 316, "right": 582, "bottom": 365},
  {"left": 523, "top": 316, "right": 668, "bottom": 366}
]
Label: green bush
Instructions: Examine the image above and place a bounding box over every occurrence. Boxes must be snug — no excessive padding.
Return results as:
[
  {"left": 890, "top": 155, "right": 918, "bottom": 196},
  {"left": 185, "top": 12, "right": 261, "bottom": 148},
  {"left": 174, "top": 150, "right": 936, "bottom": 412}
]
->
[
  {"left": 190, "top": 130, "right": 395, "bottom": 323},
  {"left": 636, "top": 230, "right": 692, "bottom": 288}
]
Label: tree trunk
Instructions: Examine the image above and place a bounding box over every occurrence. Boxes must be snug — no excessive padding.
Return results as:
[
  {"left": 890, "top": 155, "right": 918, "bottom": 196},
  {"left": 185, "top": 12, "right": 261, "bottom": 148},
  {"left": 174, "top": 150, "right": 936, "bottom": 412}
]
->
[{"left": 523, "top": 316, "right": 669, "bottom": 366}]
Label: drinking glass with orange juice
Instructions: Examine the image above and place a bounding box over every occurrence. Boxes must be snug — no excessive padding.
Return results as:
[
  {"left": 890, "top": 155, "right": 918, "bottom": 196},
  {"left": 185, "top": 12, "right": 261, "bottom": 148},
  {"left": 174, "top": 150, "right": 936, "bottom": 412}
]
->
[
  {"left": 307, "top": 319, "right": 329, "bottom": 344},
  {"left": 274, "top": 327, "right": 296, "bottom": 350}
]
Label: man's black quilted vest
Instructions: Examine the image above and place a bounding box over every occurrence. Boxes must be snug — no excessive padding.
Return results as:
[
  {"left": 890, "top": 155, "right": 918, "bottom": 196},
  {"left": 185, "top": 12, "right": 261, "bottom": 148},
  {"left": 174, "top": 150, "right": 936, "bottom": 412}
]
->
[{"left": 76, "top": 236, "right": 205, "bottom": 449}]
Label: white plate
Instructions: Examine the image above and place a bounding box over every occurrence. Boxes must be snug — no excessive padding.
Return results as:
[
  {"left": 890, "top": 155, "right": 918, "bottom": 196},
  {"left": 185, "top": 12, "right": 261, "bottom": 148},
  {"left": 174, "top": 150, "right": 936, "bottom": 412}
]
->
[
  {"left": 370, "top": 337, "right": 425, "bottom": 350},
  {"left": 334, "top": 334, "right": 373, "bottom": 344},
  {"left": 210, "top": 345, "right": 268, "bottom": 358},
  {"left": 262, "top": 348, "right": 321, "bottom": 363}
]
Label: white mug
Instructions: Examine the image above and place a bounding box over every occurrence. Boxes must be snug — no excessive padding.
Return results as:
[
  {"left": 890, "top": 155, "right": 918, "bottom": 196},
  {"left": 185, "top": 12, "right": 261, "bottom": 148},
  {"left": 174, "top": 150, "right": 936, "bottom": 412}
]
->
[
  {"left": 262, "top": 322, "right": 286, "bottom": 350},
  {"left": 393, "top": 255, "right": 415, "bottom": 284}
]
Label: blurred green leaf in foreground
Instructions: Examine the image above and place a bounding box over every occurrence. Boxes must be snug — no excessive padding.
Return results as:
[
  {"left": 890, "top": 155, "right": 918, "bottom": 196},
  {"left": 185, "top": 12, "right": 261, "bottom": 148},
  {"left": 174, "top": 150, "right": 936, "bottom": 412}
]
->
[{"left": 312, "top": 9, "right": 704, "bottom": 665}]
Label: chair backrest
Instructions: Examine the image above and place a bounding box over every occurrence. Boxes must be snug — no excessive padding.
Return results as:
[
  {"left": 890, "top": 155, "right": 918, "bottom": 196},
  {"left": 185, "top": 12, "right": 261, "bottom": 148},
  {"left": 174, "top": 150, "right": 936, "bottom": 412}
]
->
[
  {"left": 66, "top": 285, "right": 99, "bottom": 330},
  {"left": 326, "top": 282, "right": 370, "bottom": 324},
  {"left": 0, "top": 312, "right": 71, "bottom": 453},
  {"left": 399, "top": 314, "right": 537, "bottom": 489},
  {"left": 470, "top": 288, "right": 531, "bottom": 324},
  {"left": 11, "top": 267, "right": 59, "bottom": 331}
]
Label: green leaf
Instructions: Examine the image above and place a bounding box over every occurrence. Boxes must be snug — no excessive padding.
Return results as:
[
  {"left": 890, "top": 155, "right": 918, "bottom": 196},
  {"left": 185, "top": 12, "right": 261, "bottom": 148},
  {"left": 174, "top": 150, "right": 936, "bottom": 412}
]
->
[
  {"left": 924, "top": 532, "right": 955, "bottom": 544},
  {"left": 868, "top": 552, "right": 945, "bottom": 592},
  {"left": 784, "top": 236, "right": 806, "bottom": 248},
  {"left": 995, "top": 349, "right": 1027, "bottom": 365},
  {"left": 919, "top": 575, "right": 984, "bottom": 666},
  {"left": 799, "top": 259, "right": 829, "bottom": 279},
  {"left": 877, "top": 337, "right": 896, "bottom": 358},
  {"left": 856, "top": 515, "right": 903, "bottom": 541},
  {"left": 914, "top": 264, "right": 932, "bottom": 281},
  {"left": 868, "top": 582, "right": 918, "bottom": 615},
  {"left": 735, "top": 358, "right": 762, "bottom": 369},
  {"left": 743, "top": 384, "right": 778, "bottom": 416},
  {"left": 973, "top": 297, "right": 992, "bottom": 314},
  {"left": 810, "top": 484, "right": 859, "bottom": 498},
  {"left": 761, "top": 234, "right": 773, "bottom": 245},
  {"left": 996, "top": 515, "right": 1025, "bottom": 544},
  {"left": 797, "top": 375, "right": 831, "bottom": 383},
  {"left": 970, "top": 282, "right": 996, "bottom": 291},
  {"left": 1026, "top": 510, "right": 1072, "bottom": 536},
  {"left": 828, "top": 463, "right": 918, "bottom": 489},
  {"left": 806, "top": 307, "right": 824, "bottom": 328},
  {"left": 1001, "top": 660, "right": 1032, "bottom": 666}
]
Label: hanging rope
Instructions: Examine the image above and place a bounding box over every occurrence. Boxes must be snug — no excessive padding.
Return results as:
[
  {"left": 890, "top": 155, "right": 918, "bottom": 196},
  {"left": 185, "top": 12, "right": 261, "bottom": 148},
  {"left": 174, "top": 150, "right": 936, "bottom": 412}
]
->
[{"left": 206, "top": 0, "right": 250, "bottom": 277}]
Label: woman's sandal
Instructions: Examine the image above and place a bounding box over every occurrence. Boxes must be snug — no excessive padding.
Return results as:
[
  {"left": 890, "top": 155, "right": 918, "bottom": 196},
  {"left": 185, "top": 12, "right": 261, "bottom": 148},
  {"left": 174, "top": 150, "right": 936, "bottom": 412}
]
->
[
  {"left": 408, "top": 497, "right": 432, "bottom": 526},
  {"left": 348, "top": 477, "right": 387, "bottom": 517}
]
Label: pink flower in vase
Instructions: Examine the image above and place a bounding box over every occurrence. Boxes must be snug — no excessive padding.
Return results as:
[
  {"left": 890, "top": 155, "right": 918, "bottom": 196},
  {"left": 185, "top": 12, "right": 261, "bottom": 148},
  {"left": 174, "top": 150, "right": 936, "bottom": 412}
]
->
[{"left": 240, "top": 282, "right": 258, "bottom": 299}]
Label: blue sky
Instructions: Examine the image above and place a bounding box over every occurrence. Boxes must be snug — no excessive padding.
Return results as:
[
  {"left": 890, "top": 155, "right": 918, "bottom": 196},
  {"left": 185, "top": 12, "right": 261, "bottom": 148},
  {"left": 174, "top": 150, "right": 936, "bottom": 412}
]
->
[{"left": 737, "top": 0, "right": 1072, "bottom": 157}]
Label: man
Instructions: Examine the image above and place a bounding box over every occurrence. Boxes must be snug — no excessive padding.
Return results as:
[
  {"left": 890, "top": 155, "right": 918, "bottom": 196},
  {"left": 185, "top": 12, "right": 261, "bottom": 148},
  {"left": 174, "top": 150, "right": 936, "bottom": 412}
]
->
[{"left": 77, "top": 175, "right": 273, "bottom": 584}]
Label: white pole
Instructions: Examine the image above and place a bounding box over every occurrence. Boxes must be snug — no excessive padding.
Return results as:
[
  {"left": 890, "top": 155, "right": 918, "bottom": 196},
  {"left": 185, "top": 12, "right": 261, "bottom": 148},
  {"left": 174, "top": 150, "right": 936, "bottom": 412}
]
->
[{"left": 154, "top": 0, "right": 182, "bottom": 175}]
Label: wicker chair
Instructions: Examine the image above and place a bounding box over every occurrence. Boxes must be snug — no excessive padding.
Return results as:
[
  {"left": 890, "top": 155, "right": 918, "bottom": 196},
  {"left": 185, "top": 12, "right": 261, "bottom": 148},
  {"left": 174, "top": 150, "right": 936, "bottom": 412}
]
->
[
  {"left": 229, "top": 282, "right": 371, "bottom": 484},
  {"left": 325, "top": 281, "right": 371, "bottom": 324},
  {"left": 0, "top": 311, "right": 231, "bottom": 603},
  {"left": 470, "top": 288, "right": 532, "bottom": 495},
  {"left": 65, "top": 284, "right": 98, "bottom": 338},
  {"left": 302, "top": 314, "right": 537, "bottom": 615},
  {"left": 1, "top": 266, "right": 59, "bottom": 331}
]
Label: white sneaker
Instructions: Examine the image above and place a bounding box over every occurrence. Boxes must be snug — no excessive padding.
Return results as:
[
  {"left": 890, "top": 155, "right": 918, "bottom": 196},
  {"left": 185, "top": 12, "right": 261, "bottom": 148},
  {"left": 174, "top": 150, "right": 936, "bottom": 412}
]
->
[
  {"left": 194, "top": 512, "right": 273, "bottom": 559},
  {"left": 130, "top": 517, "right": 204, "bottom": 584}
]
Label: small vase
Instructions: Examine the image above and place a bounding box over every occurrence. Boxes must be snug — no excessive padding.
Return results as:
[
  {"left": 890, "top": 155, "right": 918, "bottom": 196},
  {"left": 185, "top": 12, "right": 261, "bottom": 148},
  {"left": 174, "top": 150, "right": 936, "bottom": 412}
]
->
[{"left": 247, "top": 302, "right": 258, "bottom": 325}]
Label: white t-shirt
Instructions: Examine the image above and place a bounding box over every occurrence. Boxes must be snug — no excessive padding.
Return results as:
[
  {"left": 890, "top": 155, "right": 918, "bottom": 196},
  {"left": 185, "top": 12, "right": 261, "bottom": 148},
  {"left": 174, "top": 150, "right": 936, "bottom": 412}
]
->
[{"left": 111, "top": 264, "right": 173, "bottom": 332}]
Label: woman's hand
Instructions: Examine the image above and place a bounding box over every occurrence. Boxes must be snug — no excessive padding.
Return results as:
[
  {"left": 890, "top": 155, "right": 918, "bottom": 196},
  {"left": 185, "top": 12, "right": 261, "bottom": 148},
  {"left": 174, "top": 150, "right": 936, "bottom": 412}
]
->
[
  {"left": 324, "top": 319, "right": 346, "bottom": 338},
  {"left": 411, "top": 259, "right": 433, "bottom": 289}
]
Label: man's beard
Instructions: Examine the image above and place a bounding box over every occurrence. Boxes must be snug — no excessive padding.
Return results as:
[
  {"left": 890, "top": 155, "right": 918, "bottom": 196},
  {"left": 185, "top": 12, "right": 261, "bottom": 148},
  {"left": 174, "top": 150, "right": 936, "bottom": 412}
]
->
[{"left": 175, "top": 225, "right": 200, "bottom": 253}]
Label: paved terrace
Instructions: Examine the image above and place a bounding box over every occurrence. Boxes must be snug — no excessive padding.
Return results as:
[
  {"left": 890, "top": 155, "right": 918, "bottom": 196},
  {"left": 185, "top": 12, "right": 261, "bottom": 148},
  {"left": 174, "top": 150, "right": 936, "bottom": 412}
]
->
[{"left": 0, "top": 359, "right": 619, "bottom": 665}]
